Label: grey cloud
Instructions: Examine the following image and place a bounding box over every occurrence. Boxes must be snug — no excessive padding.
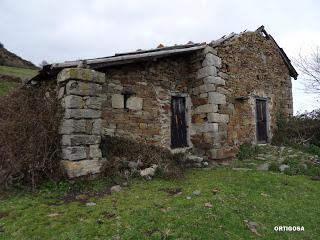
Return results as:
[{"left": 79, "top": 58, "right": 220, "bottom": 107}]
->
[{"left": 0, "top": 0, "right": 319, "bottom": 111}]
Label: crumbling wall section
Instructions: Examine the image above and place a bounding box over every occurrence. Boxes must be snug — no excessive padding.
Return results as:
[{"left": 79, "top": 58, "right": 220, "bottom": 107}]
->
[{"left": 57, "top": 68, "right": 105, "bottom": 178}]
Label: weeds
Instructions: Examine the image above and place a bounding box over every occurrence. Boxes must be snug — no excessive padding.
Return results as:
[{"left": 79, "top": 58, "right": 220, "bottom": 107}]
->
[
  {"left": 100, "top": 136, "right": 186, "bottom": 179},
  {"left": 0, "top": 84, "right": 63, "bottom": 189},
  {"left": 237, "top": 143, "right": 260, "bottom": 160}
]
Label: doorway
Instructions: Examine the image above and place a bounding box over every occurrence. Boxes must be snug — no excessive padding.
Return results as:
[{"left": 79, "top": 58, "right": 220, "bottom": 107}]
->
[
  {"left": 256, "top": 99, "right": 268, "bottom": 143},
  {"left": 171, "top": 96, "right": 188, "bottom": 148}
]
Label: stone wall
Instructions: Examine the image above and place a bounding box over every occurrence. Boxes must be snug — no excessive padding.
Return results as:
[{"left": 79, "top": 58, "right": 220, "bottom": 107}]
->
[
  {"left": 57, "top": 68, "right": 106, "bottom": 178},
  {"left": 189, "top": 47, "right": 233, "bottom": 160},
  {"left": 100, "top": 49, "right": 231, "bottom": 161},
  {"left": 100, "top": 54, "right": 199, "bottom": 149},
  {"left": 54, "top": 33, "right": 294, "bottom": 174},
  {"left": 214, "top": 31, "right": 293, "bottom": 147}
]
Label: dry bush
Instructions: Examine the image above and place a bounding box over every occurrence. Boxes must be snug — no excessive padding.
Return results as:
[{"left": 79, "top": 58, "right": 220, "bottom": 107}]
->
[
  {"left": 100, "top": 136, "right": 186, "bottom": 179},
  {"left": 0, "top": 84, "right": 63, "bottom": 189},
  {"left": 272, "top": 110, "right": 320, "bottom": 147}
]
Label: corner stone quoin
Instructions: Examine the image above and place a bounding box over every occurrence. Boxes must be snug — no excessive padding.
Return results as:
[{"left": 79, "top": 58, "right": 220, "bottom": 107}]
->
[{"left": 57, "top": 67, "right": 106, "bottom": 178}]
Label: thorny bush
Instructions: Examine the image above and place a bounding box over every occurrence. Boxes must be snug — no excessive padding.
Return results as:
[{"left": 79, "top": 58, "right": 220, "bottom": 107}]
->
[{"left": 0, "top": 84, "right": 63, "bottom": 189}]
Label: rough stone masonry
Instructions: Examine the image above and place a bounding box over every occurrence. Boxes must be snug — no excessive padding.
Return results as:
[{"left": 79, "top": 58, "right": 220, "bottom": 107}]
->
[
  {"left": 57, "top": 68, "right": 106, "bottom": 178},
  {"left": 30, "top": 26, "right": 297, "bottom": 178}
]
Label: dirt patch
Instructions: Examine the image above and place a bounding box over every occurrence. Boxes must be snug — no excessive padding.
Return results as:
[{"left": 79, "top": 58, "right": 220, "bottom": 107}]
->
[
  {"left": 61, "top": 187, "right": 112, "bottom": 204},
  {"left": 159, "top": 187, "right": 182, "bottom": 196},
  {"left": 102, "top": 211, "right": 116, "bottom": 219},
  {"left": 0, "top": 211, "right": 9, "bottom": 219}
]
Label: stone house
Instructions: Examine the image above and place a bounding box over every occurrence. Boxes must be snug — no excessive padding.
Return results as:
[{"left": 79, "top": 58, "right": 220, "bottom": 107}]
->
[{"left": 30, "top": 26, "right": 297, "bottom": 177}]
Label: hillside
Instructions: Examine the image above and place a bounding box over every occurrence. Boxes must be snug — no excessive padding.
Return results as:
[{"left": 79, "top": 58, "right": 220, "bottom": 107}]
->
[
  {"left": 0, "top": 46, "right": 38, "bottom": 70},
  {"left": 0, "top": 46, "right": 38, "bottom": 95},
  {"left": 0, "top": 66, "right": 38, "bottom": 95}
]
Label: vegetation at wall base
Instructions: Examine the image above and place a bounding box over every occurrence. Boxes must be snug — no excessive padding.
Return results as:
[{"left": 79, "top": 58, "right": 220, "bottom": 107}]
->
[
  {"left": 100, "top": 136, "right": 186, "bottom": 180},
  {"left": 0, "top": 84, "right": 63, "bottom": 189}
]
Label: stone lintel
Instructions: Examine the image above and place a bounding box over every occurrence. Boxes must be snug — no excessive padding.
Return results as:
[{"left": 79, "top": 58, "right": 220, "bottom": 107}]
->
[{"left": 57, "top": 68, "right": 105, "bottom": 84}]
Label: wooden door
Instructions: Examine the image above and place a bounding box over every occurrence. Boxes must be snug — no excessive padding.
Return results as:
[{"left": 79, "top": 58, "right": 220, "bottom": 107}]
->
[
  {"left": 256, "top": 99, "right": 268, "bottom": 142},
  {"left": 171, "top": 97, "right": 188, "bottom": 148}
]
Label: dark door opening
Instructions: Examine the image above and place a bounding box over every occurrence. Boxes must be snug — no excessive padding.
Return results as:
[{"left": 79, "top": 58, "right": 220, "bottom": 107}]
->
[
  {"left": 171, "top": 96, "right": 188, "bottom": 148},
  {"left": 256, "top": 99, "right": 268, "bottom": 143}
]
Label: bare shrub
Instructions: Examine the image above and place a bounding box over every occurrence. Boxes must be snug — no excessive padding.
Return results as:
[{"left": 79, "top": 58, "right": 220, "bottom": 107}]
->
[
  {"left": 294, "top": 47, "right": 320, "bottom": 94},
  {"left": 0, "top": 84, "right": 63, "bottom": 189},
  {"left": 100, "top": 136, "right": 186, "bottom": 179},
  {"left": 272, "top": 110, "right": 320, "bottom": 146}
]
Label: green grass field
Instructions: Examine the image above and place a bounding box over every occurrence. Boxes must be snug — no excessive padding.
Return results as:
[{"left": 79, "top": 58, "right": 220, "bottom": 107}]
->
[
  {"left": 0, "top": 65, "right": 38, "bottom": 96},
  {"left": 0, "top": 81, "right": 18, "bottom": 96},
  {"left": 0, "top": 168, "right": 319, "bottom": 239},
  {"left": 0, "top": 66, "right": 38, "bottom": 79}
]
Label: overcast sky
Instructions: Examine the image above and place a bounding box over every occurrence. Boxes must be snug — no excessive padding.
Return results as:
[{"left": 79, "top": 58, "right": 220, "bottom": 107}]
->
[{"left": 1, "top": 0, "right": 319, "bottom": 113}]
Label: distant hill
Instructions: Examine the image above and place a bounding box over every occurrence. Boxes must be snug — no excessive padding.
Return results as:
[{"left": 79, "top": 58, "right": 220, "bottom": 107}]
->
[
  {"left": 0, "top": 46, "right": 38, "bottom": 70},
  {"left": 0, "top": 46, "right": 39, "bottom": 95}
]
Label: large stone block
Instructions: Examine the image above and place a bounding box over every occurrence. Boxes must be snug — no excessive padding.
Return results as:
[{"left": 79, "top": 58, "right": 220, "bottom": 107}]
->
[
  {"left": 111, "top": 94, "right": 124, "bottom": 109},
  {"left": 57, "top": 68, "right": 105, "bottom": 84},
  {"left": 61, "top": 134, "right": 101, "bottom": 146},
  {"left": 208, "top": 113, "right": 229, "bottom": 123},
  {"left": 202, "top": 53, "right": 222, "bottom": 68},
  {"left": 64, "top": 109, "right": 101, "bottom": 119},
  {"left": 194, "top": 104, "right": 218, "bottom": 114},
  {"left": 127, "top": 96, "right": 143, "bottom": 110},
  {"left": 92, "top": 119, "right": 102, "bottom": 135},
  {"left": 209, "top": 147, "right": 235, "bottom": 159},
  {"left": 57, "top": 86, "right": 65, "bottom": 100},
  {"left": 85, "top": 97, "right": 102, "bottom": 109},
  {"left": 66, "top": 81, "right": 102, "bottom": 96},
  {"left": 60, "top": 119, "right": 87, "bottom": 134},
  {"left": 193, "top": 84, "right": 216, "bottom": 95},
  {"left": 203, "top": 76, "right": 225, "bottom": 85},
  {"left": 89, "top": 144, "right": 102, "bottom": 158},
  {"left": 193, "top": 123, "right": 218, "bottom": 133},
  {"left": 64, "top": 95, "right": 84, "bottom": 109},
  {"left": 203, "top": 46, "right": 217, "bottom": 55},
  {"left": 61, "top": 159, "right": 103, "bottom": 178},
  {"left": 208, "top": 92, "right": 226, "bottom": 105},
  {"left": 197, "top": 66, "right": 217, "bottom": 79},
  {"left": 61, "top": 146, "right": 87, "bottom": 160}
]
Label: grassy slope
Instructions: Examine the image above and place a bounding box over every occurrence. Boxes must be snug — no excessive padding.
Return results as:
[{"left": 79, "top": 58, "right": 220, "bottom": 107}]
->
[
  {"left": 0, "top": 66, "right": 37, "bottom": 79},
  {"left": 0, "top": 81, "right": 17, "bottom": 96},
  {"left": 0, "top": 66, "right": 38, "bottom": 96},
  {"left": 0, "top": 169, "right": 319, "bottom": 239}
]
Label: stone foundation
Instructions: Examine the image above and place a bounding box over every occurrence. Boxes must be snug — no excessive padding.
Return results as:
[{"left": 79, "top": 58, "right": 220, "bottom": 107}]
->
[{"left": 57, "top": 68, "right": 105, "bottom": 178}]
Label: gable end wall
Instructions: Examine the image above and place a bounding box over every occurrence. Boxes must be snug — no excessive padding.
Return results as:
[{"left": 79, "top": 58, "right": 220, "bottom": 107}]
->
[{"left": 214, "top": 31, "right": 293, "bottom": 147}]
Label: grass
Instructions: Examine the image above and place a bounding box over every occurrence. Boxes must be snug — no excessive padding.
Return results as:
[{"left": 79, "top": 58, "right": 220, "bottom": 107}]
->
[
  {"left": 0, "top": 65, "right": 38, "bottom": 96},
  {"left": 232, "top": 144, "right": 320, "bottom": 177},
  {"left": 0, "top": 168, "right": 319, "bottom": 239},
  {"left": 0, "top": 81, "right": 18, "bottom": 96},
  {"left": 0, "top": 66, "right": 38, "bottom": 79}
]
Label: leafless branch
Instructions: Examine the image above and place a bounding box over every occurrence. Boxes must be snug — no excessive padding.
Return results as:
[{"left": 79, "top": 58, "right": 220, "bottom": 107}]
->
[{"left": 293, "top": 47, "right": 320, "bottom": 94}]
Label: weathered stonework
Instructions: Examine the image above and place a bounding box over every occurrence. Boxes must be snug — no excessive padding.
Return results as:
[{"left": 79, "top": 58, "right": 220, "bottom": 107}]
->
[
  {"left": 57, "top": 68, "right": 105, "bottom": 178},
  {"left": 41, "top": 28, "right": 294, "bottom": 177},
  {"left": 214, "top": 31, "right": 293, "bottom": 148}
]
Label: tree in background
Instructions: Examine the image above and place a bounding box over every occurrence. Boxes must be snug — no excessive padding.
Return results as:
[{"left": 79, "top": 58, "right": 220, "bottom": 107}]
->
[
  {"left": 39, "top": 60, "right": 49, "bottom": 67},
  {"left": 294, "top": 47, "right": 320, "bottom": 94},
  {"left": 0, "top": 42, "right": 3, "bottom": 48}
]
